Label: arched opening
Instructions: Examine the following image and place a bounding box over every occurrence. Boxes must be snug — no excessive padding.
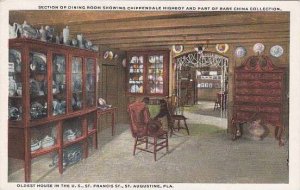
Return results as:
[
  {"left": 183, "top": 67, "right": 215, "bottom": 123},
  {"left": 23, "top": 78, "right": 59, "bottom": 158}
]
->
[{"left": 173, "top": 51, "right": 229, "bottom": 128}]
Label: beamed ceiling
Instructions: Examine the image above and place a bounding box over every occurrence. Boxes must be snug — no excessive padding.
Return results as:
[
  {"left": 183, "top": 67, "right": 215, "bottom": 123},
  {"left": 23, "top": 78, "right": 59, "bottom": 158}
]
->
[{"left": 9, "top": 11, "right": 289, "bottom": 51}]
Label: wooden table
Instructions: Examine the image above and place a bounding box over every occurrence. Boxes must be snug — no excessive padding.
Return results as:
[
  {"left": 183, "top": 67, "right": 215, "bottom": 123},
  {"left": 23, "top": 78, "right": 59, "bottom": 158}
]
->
[{"left": 97, "top": 107, "right": 117, "bottom": 136}]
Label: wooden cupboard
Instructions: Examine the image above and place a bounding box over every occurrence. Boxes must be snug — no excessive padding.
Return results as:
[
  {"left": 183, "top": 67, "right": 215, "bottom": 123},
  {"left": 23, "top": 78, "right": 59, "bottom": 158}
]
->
[
  {"left": 8, "top": 39, "right": 98, "bottom": 182},
  {"left": 126, "top": 50, "right": 169, "bottom": 97}
]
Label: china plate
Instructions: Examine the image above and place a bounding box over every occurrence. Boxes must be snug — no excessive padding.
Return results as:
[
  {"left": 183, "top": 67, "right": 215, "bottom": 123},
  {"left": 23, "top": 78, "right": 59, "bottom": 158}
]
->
[
  {"left": 98, "top": 98, "right": 106, "bottom": 106},
  {"left": 235, "top": 46, "right": 247, "bottom": 58},
  {"left": 216, "top": 44, "right": 229, "bottom": 54},
  {"left": 149, "top": 56, "right": 155, "bottom": 64},
  {"left": 9, "top": 49, "right": 21, "bottom": 64},
  {"left": 122, "top": 59, "right": 126, "bottom": 68},
  {"left": 30, "top": 52, "right": 46, "bottom": 71},
  {"left": 253, "top": 43, "right": 265, "bottom": 54},
  {"left": 270, "top": 45, "right": 284, "bottom": 58},
  {"left": 172, "top": 45, "right": 184, "bottom": 54},
  {"left": 30, "top": 79, "right": 40, "bottom": 96}
]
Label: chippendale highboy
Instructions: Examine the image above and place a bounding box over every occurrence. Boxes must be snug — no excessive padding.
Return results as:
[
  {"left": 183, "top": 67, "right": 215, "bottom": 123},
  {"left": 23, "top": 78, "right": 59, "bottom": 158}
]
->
[{"left": 231, "top": 55, "right": 287, "bottom": 145}]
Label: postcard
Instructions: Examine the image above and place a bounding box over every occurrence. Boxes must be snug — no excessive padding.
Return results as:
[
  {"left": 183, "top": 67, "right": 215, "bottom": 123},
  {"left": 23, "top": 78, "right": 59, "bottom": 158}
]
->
[{"left": 0, "top": 1, "right": 300, "bottom": 190}]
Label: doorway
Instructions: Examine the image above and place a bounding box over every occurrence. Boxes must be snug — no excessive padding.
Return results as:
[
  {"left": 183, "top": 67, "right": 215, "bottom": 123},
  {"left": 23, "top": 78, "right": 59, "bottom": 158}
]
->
[{"left": 174, "top": 51, "right": 228, "bottom": 128}]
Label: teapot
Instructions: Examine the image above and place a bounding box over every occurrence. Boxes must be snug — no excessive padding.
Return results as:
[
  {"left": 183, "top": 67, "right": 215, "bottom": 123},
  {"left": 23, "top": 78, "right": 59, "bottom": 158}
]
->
[{"left": 9, "top": 23, "right": 21, "bottom": 39}]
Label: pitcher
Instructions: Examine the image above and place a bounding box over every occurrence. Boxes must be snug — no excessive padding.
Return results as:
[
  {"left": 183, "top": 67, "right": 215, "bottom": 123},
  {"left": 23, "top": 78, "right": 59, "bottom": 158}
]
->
[{"left": 9, "top": 23, "right": 20, "bottom": 39}]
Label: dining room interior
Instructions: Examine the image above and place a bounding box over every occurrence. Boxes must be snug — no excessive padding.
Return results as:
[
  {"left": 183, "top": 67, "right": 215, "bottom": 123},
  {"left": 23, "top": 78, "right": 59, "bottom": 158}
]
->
[{"left": 7, "top": 10, "right": 289, "bottom": 183}]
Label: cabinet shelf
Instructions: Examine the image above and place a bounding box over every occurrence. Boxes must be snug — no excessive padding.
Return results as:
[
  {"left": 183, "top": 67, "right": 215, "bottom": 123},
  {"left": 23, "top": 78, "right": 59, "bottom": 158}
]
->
[
  {"left": 31, "top": 145, "right": 59, "bottom": 158},
  {"left": 63, "top": 136, "right": 85, "bottom": 148},
  {"left": 9, "top": 96, "right": 22, "bottom": 99},
  {"left": 88, "top": 129, "right": 97, "bottom": 136}
]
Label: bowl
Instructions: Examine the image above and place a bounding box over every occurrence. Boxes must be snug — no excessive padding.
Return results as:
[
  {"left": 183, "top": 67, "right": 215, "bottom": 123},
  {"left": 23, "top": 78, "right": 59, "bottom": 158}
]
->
[{"left": 31, "top": 140, "right": 42, "bottom": 152}]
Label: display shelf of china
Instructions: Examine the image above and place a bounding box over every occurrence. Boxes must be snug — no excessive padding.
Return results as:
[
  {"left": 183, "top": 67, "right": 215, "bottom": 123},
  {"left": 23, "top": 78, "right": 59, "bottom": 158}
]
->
[
  {"left": 127, "top": 51, "right": 169, "bottom": 96},
  {"left": 9, "top": 49, "right": 23, "bottom": 121},
  {"left": 147, "top": 55, "right": 164, "bottom": 94},
  {"left": 52, "top": 54, "right": 67, "bottom": 116},
  {"left": 8, "top": 39, "right": 98, "bottom": 182},
  {"left": 29, "top": 51, "right": 48, "bottom": 120}
]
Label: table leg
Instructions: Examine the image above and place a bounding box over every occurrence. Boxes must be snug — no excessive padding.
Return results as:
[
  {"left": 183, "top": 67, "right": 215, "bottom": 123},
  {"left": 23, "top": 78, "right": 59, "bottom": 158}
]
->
[{"left": 112, "top": 111, "right": 115, "bottom": 136}]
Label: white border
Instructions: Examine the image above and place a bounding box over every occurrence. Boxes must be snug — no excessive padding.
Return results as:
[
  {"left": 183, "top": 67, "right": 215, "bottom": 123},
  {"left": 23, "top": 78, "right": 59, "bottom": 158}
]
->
[{"left": 1, "top": 1, "right": 300, "bottom": 190}]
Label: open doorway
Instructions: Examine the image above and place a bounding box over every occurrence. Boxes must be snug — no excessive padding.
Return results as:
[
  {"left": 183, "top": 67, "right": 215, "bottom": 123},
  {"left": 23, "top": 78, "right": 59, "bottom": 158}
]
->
[{"left": 174, "top": 51, "right": 228, "bottom": 129}]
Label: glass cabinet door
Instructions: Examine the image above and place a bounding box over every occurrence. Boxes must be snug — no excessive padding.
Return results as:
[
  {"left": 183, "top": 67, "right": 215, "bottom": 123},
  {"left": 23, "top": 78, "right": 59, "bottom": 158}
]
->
[
  {"left": 147, "top": 55, "right": 164, "bottom": 94},
  {"left": 29, "top": 51, "right": 48, "bottom": 120},
  {"left": 8, "top": 48, "right": 23, "bottom": 121},
  {"left": 71, "top": 57, "right": 83, "bottom": 111},
  {"left": 128, "top": 55, "right": 144, "bottom": 94},
  {"left": 85, "top": 58, "right": 96, "bottom": 108},
  {"left": 52, "top": 54, "right": 66, "bottom": 116}
]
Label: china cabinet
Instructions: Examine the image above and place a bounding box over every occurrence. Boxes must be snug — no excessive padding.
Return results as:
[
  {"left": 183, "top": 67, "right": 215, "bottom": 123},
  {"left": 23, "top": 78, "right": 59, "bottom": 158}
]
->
[
  {"left": 126, "top": 50, "right": 169, "bottom": 96},
  {"left": 8, "top": 38, "right": 98, "bottom": 182},
  {"left": 231, "top": 55, "right": 286, "bottom": 145}
]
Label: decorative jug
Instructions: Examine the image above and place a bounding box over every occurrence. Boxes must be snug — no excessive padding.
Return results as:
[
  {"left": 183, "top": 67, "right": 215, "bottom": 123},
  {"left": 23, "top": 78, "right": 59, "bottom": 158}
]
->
[{"left": 9, "top": 23, "right": 20, "bottom": 39}]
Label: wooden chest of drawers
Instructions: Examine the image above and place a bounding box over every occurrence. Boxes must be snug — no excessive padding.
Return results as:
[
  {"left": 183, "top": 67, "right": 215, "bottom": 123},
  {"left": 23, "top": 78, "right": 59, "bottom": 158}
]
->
[{"left": 231, "top": 55, "right": 286, "bottom": 145}]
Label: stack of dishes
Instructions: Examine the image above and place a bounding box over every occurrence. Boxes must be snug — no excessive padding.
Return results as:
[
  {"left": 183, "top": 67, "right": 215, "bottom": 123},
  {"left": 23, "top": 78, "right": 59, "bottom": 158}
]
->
[
  {"left": 31, "top": 139, "right": 42, "bottom": 152},
  {"left": 41, "top": 135, "right": 55, "bottom": 148}
]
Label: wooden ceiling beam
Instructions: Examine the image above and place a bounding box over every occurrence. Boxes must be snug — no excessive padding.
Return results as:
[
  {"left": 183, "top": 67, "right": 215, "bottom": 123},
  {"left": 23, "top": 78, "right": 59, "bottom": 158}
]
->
[
  {"left": 69, "top": 12, "right": 289, "bottom": 34},
  {"left": 93, "top": 31, "right": 288, "bottom": 45},
  {"left": 105, "top": 37, "right": 289, "bottom": 49},
  {"left": 9, "top": 11, "right": 198, "bottom": 26},
  {"left": 84, "top": 23, "right": 289, "bottom": 40}
]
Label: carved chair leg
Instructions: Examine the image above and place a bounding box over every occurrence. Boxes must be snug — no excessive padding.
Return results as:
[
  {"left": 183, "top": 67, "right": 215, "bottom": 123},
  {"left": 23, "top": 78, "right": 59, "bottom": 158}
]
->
[
  {"left": 231, "top": 121, "right": 237, "bottom": 140},
  {"left": 184, "top": 119, "right": 190, "bottom": 135},
  {"left": 133, "top": 136, "right": 138, "bottom": 155},
  {"left": 146, "top": 137, "right": 148, "bottom": 149},
  {"left": 275, "top": 125, "right": 280, "bottom": 140},
  {"left": 166, "top": 134, "right": 169, "bottom": 152},
  {"left": 154, "top": 137, "right": 157, "bottom": 161},
  {"left": 277, "top": 126, "right": 285, "bottom": 146}
]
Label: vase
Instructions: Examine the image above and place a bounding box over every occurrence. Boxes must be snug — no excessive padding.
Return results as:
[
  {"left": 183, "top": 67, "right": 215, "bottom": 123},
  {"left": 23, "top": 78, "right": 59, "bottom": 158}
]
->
[
  {"left": 63, "top": 26, "right": 70, "bottom": 45},
  {"left": 39, "top": 26, "right": 47, "bottom": 42},
  {"left": 77, "top": 34, "right": 84, "bottom": 49},
  {"left": 248, "top": 119, "right": 266, "bottom": 141}
]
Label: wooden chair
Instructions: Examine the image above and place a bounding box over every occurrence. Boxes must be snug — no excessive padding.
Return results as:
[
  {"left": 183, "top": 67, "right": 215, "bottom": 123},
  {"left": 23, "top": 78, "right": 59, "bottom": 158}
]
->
[
  {"left": 128, "top": 101, "right": 168, "bottom": 161},
  {"left": 214, "top": 92, "right": 227, "bottom": 111},
  {"left": 165, "top": 98, "right": 190, "bottom": 137}
]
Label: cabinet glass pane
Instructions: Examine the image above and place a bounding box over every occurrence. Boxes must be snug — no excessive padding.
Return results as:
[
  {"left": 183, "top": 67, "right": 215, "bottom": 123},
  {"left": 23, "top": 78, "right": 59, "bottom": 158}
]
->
[
  {"left": 8, "top": 49, "right": 23, "bottom": 121},
  {"left": 29, "top": 51, "right": 48, "bottom": 120},
  {"left": 86, "top": 58, "right": 96, "bottom": 107},
  {"left": 147, "top": 55, "right": 164, "bottom": 94},
  {"left": 52, "top": 54, "right": 66, "bottom": 116},
  {"left": 71, "top": 57, "right": 83, "bottom": 111},
  {"left": 128, "top": 55, "right": 144, "bottom": 93}
]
